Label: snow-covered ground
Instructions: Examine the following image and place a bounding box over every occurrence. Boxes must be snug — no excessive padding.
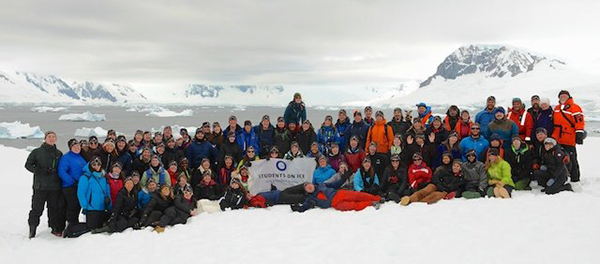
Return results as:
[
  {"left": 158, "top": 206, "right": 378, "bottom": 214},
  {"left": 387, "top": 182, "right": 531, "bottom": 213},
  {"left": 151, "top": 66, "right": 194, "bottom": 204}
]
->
[
  {"left": 0, "top": 121, "right": 44, "bottom": 139},
  {"left": 58, "top": 112, "right": 106, "bottom": 122},
  {"left": 0, "top": 139, "right": 598, "bottom": 264}
]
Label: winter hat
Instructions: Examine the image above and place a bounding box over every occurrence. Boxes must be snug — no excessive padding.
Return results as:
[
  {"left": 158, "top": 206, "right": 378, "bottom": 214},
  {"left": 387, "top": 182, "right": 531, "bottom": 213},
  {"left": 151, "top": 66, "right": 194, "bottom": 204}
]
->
[
  {"left": 213, "top": 122, "right": 221, "bottom": 128},
  {"left": 202, "top": 122, "right": 210, "bottom": 128},
  {"left": 331, "top": 142, "right": 339, "bottom": 148},
  {"left": 107, "top": 129, "right": 116, "bottom": 136},
  {"left": 154, "top": 131, "right": 162, "bottom": 137},
  {"left": 369, "top": 141, "right": 378, "bottom": 148},
  {"left": 452, "top": 160, "right": 463, "bottom": 166},
  {"left": 117, "top": 135, "right": 127, "bottom": 143},
  {"left": 277, "top": 116, "right": 284, "bottom": 123},
  {"left": 490, "top": 134, "right": 502, "bottom": 142},
  {"left": 112, "top": 162, "right": 123, "bottom": 170},
  {"left": 486, "top": 96, "right": 496, "bottom": 102},
  {"left": 558, "top": 90, "right": 571, "bottom": 98},
  {"left": 293, "top": 92, "right": 302, "bottom": 99},
  {"left": 433, "top": 116, "right": 442, "bottom": 123},
  {"left": 448, "top": 131, "right": 459, "bottom": 139},
  {"left": 180, "top": 128, "right": 188, "bottom": 135},
  {"left": 224, "top": 155, "right": 233, "bottom": 161},
  {"left": 183, "top": 184, "right": 194, "bottom": 194},
  {"left": 168, "top": 160, "right": 178, "bottom": 168},
  {"left": 494, "top": 107, "right": 506, "bottom": 115},
  {"left": 130, "top": 171, "right": 141, "bottom": 179},
  {"left": 231, "top": 177, "right": 242, "bottom": 186},
  {"left": 67, "top": 138, "right": 79, "bottom": 149},
  {"left": 311, "top": 141, "right": 319, "bottom": 147},
  {"left": 375, "top": 110, "right": 384, "bottom": 118},
  {"left": 390, "top": 154, "right": 400, "bottom": 161},
  {"left": 394, "top": 107, "right": 402, "bottom": 113},
  {"left": 531, "top": 95, "right": 540, "bottom": 101},
  {"left": 353, "top": 111, "right": 362, "bottom": 117},
  {"left": 471, "top": 123, "right": 481, "bottom": 129},
  {"left": 512, "top": 135, "right": 521, "bottom": 143},
  {"left": 103, "top": 139, "right": 115, "bottom": 148},
  {"left": 415, "top": 133, "right": 425, "bottom": 139},
  {"left": 201, "top": 170, "right": 212, "bottom": 179},
  {"left": 339, "top": 109, "right": 347, "bottom": 115},
  {"left": 413, "top": 117, "right": 422, "bottom": 124},
  {"left": 512, "top": 97, "right": 522, "bottom": 104},
  {"left": 178, "top": 157, "right": 189, "bottom": 165},
  {"left": 535, "top": 127, "right": 548, "bottom": 135},
  {"left": 228, "top": 131, "right": 236, "bottom": 138},
  {"left": 412, "top": 153, "right": 423, "bottom": 160},
  {"left": 488, "top": 148, "right": 499, "bottom": 156},
  {"left": 124, "top": 176, "right": 134, "bottom": 184},
  {"left": 364, "top": 106, "right": 373, "bottom": 112},
  {"left": 544, "top": 137, "right": 557, "bottom": 146},
  {"left": 167, "top": 137, "right": 175, "bottom": 143},
  {"left": 244, "top": 120, "right": 252, "bottom": 127},
  {"left": 270, "top": 146, "right": 280, "bottom": 153},
  {"left": 324, "top": 115, "right": 333, "bottom": 122},
  {"left": 302, "top": 119, "right": 311, "bottom": 126},
  {"left": 44, "top": 131, "right": 56, "bottom": 139},
  {"left": 465, "top": 149, "right": 477, "bottom": 158},
  {"left": 290, "top": 141, "right": 300, "bottom": 149},
  {"left": 201, "top": 157, "right": 210, "bottom": 164},
  {"left": 229, "top": 115, "right": 237, "bottom": 121},
  {"left": 195, "top": 127, "right": 203, "bottom": 135},
  {"left": 416, "top": 102, "right": 427, "bottom": 108},
  {"left": 350, "top": 135, "right": 359, "bottom": 142},
  {"left": 262, "top": 115, "right": 270, "bottom": 121},
  {"left": 362, "top": 157, "right": 372, "bottom": 164},
  {"left": 318, "top": 155, "right": 328, "bottom": 162},
  {"left": 135, "top": 130, "right": 143, "bottom": 136},
  {"left": 146, "top": 177, "right": 157, "bottom": 186},
  {"left": 79, "top": 139, "right": 88, "bottom": 146},
  {"left": 151, "top": 154, "right": 160, "bottom": 162}
]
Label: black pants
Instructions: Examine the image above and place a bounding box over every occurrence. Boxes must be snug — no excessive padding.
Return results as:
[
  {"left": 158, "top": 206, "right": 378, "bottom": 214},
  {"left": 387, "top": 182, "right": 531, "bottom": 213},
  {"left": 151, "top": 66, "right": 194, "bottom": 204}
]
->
[
  {"left": 159, "top": 207, "right": 188, "bottom": 227},
  {"left": 562, "top": 145, "right": 580, "bottom": 182},
  {"left": 533, "top": 170, "right": 572, "bottom": 195},
  {"left": 109, "top": 216, "right": 139, "bottom": 233},
  {"left": 143, "top": 211, "right": 163, "bottom": 226},
  {"left": 28, "top": 189, "right": 61, "bottom": 231},
  {"left": 86, "top": 211, "right": 108, "bottom": 230},
  {"left": 62, "top": 186, "right": 81, "bottom": 225},
  {"left": 278, "top": 192, "right": 305, "bottom": 205}
]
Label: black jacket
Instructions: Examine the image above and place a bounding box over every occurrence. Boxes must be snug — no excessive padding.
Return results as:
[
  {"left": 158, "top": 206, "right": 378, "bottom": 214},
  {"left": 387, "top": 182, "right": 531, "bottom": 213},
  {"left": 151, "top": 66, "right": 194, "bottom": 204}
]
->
[
  {"left": 218, "top": 140, "right": 243, "bottom": 166},
  {"left": 366, "top": 152, "right": 388, "bottom": 180},
  {"left": 219, "top": 188, "right": 247, "bottom": 210},
  {"left": 142, "top": 193, "right": 174, "bottom": 217},
  {"left": 388, "top": 118, "right": 411, "bottom": 137},
  {"left": 163, "top": 147, "right": 184, "bottom": 167},
  {"left": 132, "top": 157, "right": 151, "bottom": 176},
  {"left": 110, "top": 188, "right": 138, "bottom": 222},
  {"left": 504, "top": 146, "right": 533, "bottom": 182},
  {"left": 25, "top": 143, "right": 63, "bottom": 191},
  {"left": 194, "top": 181, "right": 222, "bottom": 200},
  {"left": 273, "top": 127, "right": 293, "bottom": 155},
  {"left": 379, "top": 166, "right": 408, "bottom": 195},
  {"left": 432, "top": 169, "right": 465, "bottom": 193},
  {"left": 173, "top": 195, "right": 197, "bottom": 218},
  {"left": 296, "top": 128, "right": 317, "bottom": 155}
]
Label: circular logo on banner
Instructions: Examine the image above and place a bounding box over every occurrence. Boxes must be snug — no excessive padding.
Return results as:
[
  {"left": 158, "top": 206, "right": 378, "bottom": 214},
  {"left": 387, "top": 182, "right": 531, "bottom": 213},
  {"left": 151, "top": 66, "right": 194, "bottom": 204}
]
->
[{"left": 276, "top": 161, "right": 287, "bottom": 171}]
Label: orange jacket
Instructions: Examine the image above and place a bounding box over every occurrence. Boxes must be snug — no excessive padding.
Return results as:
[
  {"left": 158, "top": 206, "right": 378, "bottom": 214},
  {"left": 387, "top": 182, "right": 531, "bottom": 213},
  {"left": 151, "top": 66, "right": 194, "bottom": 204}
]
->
[
  {"left": 455, "top": 120, "right": 473, "bottom": 140},
  {"left": 507, "top": 107, "right": 534, "bottom": 142},
  {"left": 366, "top": 119, "right": 394, "bottom": 154},
  {"left": 552, "top": 98, "right": 584, "bottom": 146}
]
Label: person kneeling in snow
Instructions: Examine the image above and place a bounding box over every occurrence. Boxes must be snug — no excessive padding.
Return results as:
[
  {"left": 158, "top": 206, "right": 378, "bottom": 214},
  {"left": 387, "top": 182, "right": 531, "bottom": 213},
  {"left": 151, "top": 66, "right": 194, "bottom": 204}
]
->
[
  {"left": 533, "top": 138, "right": 573, "bottom": 195},
  {"left": 290, "top": 180, "right": 383, "bottom": 212},
  {"left": 219, "top": 178, "right": 250, "bottom": 211},
  {"left": 138, "top": 184, "right": 174, "bottom": 232},
  {"left": 400, "top": 160, "right": 465, "bottom": 206}
]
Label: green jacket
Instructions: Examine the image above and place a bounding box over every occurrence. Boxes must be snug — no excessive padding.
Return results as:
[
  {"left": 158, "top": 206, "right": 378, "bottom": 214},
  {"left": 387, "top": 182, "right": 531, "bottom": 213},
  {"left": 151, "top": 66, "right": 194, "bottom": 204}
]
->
[
  {"left": 25, "top": 143, "right": 63, "bottom": 191},
  {"left": 487, "top": 159, "right": 515, "bottom": 187}
]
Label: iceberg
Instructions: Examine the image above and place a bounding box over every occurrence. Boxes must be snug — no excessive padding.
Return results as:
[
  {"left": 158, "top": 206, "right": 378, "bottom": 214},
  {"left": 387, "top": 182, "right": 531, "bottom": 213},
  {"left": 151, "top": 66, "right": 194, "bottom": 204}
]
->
[
  {"left": 0, "top": 121, "right": 45, "bottom": 139},
  {"left": 74, "top": 127, "right": 109, "bottom": 137},
  {"left": 146, "top": 109, "right": 193, "bottom": 117},
  {"left": 59, "top": 111, "right": 106, "bottom": 122},
  {"left": 31, "top": 106, "right": 69, "bottom": 113}
]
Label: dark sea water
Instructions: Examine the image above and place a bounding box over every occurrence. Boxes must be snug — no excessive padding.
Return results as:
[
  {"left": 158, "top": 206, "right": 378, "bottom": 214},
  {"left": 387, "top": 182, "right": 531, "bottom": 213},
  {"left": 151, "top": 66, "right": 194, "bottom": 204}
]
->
[{"left": 1, "top": 105, "right": 598, "bottom": 153}]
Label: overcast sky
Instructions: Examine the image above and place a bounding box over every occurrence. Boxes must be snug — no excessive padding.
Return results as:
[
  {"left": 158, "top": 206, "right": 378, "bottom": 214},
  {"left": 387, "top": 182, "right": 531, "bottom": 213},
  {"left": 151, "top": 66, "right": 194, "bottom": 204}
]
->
[{"left": 1, "top": 0, "right": 598, "bottom": 91}]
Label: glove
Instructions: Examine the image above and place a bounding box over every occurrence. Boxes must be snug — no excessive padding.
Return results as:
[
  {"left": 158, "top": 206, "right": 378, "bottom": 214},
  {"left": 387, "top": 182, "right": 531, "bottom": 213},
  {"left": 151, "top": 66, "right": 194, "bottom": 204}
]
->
[
  {"left": 562, "top": 155, "right": 570, "bottom": 165},
  {"left": 576, "top": 131, "right": 585, "bottom": 145},
  {"left": 444, "top": 191, "right": 456, "bottom": 200},
  {"left": 82, "top": 209, "right": 88, "bottom": 215},
  {"left": 133, "top": 222, "right": 142, "bottom": 230},
  {"left": 286, "top": 156, "right": 294, "bottom": 161},
  {"left": 532, "top": 164, "right": 540, "bottom": 171},
  {"left": 290, "top": 204, "right": 302, "bottom": 212},
  {"left": 245, "top": 161, "right": 252, "bottom": 167}
]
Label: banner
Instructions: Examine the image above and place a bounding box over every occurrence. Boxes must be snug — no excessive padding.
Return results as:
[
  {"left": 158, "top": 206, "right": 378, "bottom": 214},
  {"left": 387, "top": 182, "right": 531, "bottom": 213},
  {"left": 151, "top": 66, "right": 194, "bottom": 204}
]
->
[{"left": 247, "top": 158, "right": 316, "bottom": 195}]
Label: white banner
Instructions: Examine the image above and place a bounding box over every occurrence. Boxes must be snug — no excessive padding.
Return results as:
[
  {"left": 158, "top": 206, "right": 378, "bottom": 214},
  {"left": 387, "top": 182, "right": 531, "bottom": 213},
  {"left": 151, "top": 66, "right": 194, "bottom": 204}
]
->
[{"left": 247, "top": 158, "right": 316, "bottom": 195}]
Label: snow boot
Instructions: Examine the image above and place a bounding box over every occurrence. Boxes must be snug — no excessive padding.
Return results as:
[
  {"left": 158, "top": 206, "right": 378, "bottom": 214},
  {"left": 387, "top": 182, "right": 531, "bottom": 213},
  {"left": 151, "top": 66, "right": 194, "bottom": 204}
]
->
[
  {"left": 462, "top": 191, "right": 481, "bottom": 199},
  {"left": 154, "top": 226, "right": 165, "bottom": 233},
  {"left": 91, "top": 226, "right": 110, "bottom": 234},
  {"left": 28, "top": 226, "right": 36, "bottom": 239},
  {"left": 400, "top": 196, "right": 411, "bottom": 206}
]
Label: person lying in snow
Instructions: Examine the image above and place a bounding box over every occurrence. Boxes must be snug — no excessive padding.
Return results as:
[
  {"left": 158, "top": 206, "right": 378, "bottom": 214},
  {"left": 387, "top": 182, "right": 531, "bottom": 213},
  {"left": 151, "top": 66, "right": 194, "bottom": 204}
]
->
[{"left": 290, "top": 179, "right": 384, "bottom": 213}]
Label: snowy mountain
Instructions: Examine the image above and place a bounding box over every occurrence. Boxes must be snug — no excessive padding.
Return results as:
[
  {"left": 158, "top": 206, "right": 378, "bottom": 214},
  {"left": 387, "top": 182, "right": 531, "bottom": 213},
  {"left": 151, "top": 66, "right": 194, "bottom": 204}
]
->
[
  {"left": 183, "top": 85, "right": 284, "bottom": 98},
  {"left": 0, "top": 71, "right": 147, "bottom": 104},
  {"left": 374, "top": 45, "right": 600, "bottom": 115}
]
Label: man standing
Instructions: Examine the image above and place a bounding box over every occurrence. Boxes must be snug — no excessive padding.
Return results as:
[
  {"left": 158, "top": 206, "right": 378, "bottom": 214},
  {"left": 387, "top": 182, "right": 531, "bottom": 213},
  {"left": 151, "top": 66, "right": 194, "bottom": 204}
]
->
[
  {"left": 58, "top": 139, "right": 87, "bottom": 229},
  {"left": 284, "top": 92, "right": 307, "bottom": 128},
  {"left": 25, "top": 131, "right": 63, "bottom": 238},
  {"left": 507, "top": 97, "right": 534, "bottom": 143},
  {"left": 475, "top": 96, "right": 497, "bottom": 138},
  {"left": 552, "top": 90, "right": 585, "bottom": 187}
]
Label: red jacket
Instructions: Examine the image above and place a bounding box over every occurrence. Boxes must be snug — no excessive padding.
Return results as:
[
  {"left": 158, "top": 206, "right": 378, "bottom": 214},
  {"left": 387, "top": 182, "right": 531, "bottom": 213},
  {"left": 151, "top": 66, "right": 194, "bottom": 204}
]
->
[
  {"left": 107, "top": 175, "right": 123, "bottom": 203},
  {"left": 552, "top": 98, "right": 584, "bottom": 146},
  {"left": 408, "top": 162, "right": 432, "bottom": 189},
  {"left": 168, "top": 170, "right": 178, "bottom": 187},
  {"left": 455, "top": 120, "right": 473, "bottom": 140},
  {"left": 345, "top": 149, "right": 366, "bottom": 173},
  {"left": 507, "top": 107, "right": 534, "bottom": 142}
]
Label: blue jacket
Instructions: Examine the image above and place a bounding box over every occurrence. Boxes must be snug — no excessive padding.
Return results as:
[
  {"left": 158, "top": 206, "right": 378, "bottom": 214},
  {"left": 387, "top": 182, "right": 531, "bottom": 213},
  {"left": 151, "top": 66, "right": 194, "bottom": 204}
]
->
[
  {"left": 77, "top": 165, "right": 112, "bottom": 212},
  {"left": 345, "top": 120, "right": 370, "bottom": 150},
  {"left": 185, "top": 138, "right": 217, "bottom": 169},
  {"left": 313, "top": 165, "right": 336, "bottom": 184},
  {"left": 335, "top": 117, "right": 352, "bottom": 152},
  {"left": 529, "top": 107, "right": 554, "bottom": 137},
  {"left": 486, "top": 119, "right": 519, "bottom": 149},
  {"left": 353, "top": 170, "right": 380, "bottom": 192},
  {"left": 58, "top": 151, "right": 87, "bottom": 188},
  {"left": 475, "top": 108, "right": 497, "bottom": 137},
  {"left": 317, "top": 126, "right": 340, "bottom": 154},
  {"left": 284, "top": 101, "right": 307, "bottom": 125},
  {"left": 257, "top": 190, "right": 281, "bottom": 205},
  {"left": 419, "top": 106, "right": 435, "bottom": 128},
  {"left": 137, "top": 189, "right": 153, "bottom": 210},
  {"left": 255, "top": 124, "right": 274, "bottom": 156},
  {"left": 117, "top": 151, "right": 134, "bottom": 175},
  {"left": 434, "top": 144, "right": 462, "bottom": 168},
  {"left": 237, "top": 128, "right": 261, "bottom": 156},
  {"left": 459, "top": 136, "right": 489, "bottom": 161}
]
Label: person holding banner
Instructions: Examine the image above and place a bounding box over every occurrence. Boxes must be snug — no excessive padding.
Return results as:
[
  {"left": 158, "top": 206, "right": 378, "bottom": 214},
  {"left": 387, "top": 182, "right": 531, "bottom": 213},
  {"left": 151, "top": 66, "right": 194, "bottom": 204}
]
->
[{"left": 284, "top": 142, "right": 305, "bottom": 160}]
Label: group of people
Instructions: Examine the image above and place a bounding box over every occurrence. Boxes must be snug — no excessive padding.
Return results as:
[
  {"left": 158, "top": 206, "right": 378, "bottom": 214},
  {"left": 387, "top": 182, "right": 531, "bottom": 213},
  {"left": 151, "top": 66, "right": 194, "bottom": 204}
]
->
[{"left": 25, "top": 91, "right": 586, "bottom": 238}]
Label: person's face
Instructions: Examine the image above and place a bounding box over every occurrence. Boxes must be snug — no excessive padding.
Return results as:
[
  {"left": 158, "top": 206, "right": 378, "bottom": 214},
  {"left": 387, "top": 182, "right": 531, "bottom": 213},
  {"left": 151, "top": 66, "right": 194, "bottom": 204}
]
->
[
  {"left": 81, "top": 142, "right": 89, "bottom": 150},
  {"left": 132, "top": 176, "right": 140, "bottom": 185},
  {"left": 541, "top": 102, "right": 550, "bottom": 110},
  {"left": 181, "top": 161, "right": 188, "bottom": 169},
  {"left": 202, "top": 175, "right": 211, "bottom": 184},
  {"left": 414, "top": 122, "right": 423, "bottom": 130},
  {"left": 365, "top": 109, "right": 372, "bottom": 117},
  {"left": 288, "top": 123, "right": 297, "bottom": 131},
  {"left": 125, "top": 181, "right": 134, "bottom": 192},
  {"left": 277, "top": 121, "right": 285, "bottom": 129},
  {"left": 155, "top": 135, "right": 163, "bottom": 142},
  {"left": 291, "top": 145, "right": 299, "bottom": 153},
  {"left": 461, "top": 112, "right": 469, "bottom": 121},
  {"left": 452, "top": 163, "right": 461, "bottom": 174},
  {"left": 449, "top": 136, "right": 458, "bottom": 145},
  {"left": 544, "top": 143, "right": 553, "bottom": 151},
  {"left": 213, "top": 126, "right": 222, "bottom": 133},
  {"left": 179, "top": 177, "right": 187, "bottom": 186},
  {"left": 157, "top": 147, "right": 165, "bottom": 154},
  {"left": 376, "top": 115, "right": 383, "bottom": 122},
  {"left": 228, "top": 135, "right": 236, "bottom": 143},
  {"left": 512, "top": 102, "right": 522, "bottom": 111},
  {"left": 184, "top": 192, "right": 193, "bottom": 200},
  {"left": 302, "top": 122, "right": 310, "bottom": 131},
  {"left": 108, "top": 134, "right": 116, "bottom": 140},
  {"left": 416, "top": 137, "right": 424, "bottom": 145},
  {"left": 148, "top": 182, "right": 157, "bottom": 192},
  {"left": 143, "top": 133, "right": 152, "bottom": 141},
  {"left": 304, "top": 183, "right": 315, "bottom": 193},
  {"left": 471, "top": 126, "right": 480, "bottom": 136},
  {"left": 531, "top": 99, "right": 540, "bottom": 108},
  {"left": 167, "top": 141, "right": 175, "bottom": 149},
  {"left": 536, "top": 133, "right": 547, "bottom": 142},
  {"left": 339, "top": 164, "right": 348, "bottom": 173},
  {"left": 71, "top": 144, "right": 81, "bottom": 154},
  {"left": 495, "top": 112, "right": 504, "bottom": 120},
  {"left": 202, "top": 161, "right": 210, "bottom": 169},
  {"left": 354, "top": 115, "right": 362, "bottom": 123},
  {"left": 91, "top": 163, "right": 101, "bottom": 172},
  {"left": 450, "top": 109, "right": 458, "bottom": 116},
  {"left": 413, "top": 158, "right": 422, "bottom": 165},
  {"left": 488, "top": 155, "right": 497, "bottom": 162},
  {"left": 169, "top": 165, "right": 177, "bottom": 172},
  {"left": 105, "top": 144, "right": 115, "bottom": 153},
  {"left": 486, "top": 100, "right": 495, "bottom": 109},
  {"left": 195, "top": 133, "right": 205, "bottom": 140},
  {"left": 203, "top": 126, "right": 211, "bottom": 133},
  {"left": 135, "top": 134, "right": 142, "bottom": 141},
  {"left": 442, "top": 155, "right": 451, "bottom": 165},
  {"left": 245, "top": 125, "right": 251, "bottom": 133},
  {"left": 318, "top": 159, "right": 327, "bottom": 167},
  {"left": 350, "top": 140, "right": 358, "bottom": 149},
  {"left": 229, "top": 119, "right": 237, "bottom": 127},
  {"left": 491, "top": 140, "right": 500, "bottom": 147},
  {"left": 467, "top": 154, "right": 476, "bottom": 163},
  {"left": 368, "top": 145, "right": 377, "bottom": 153},
  {"left": 559, "top": 94, "right": 569, "bottom": 104},
  {"left": 112, "top": 166, "right": 121, "bottom": 175},
  {"left": 161, "top": 187, "right": 170, "bottom": 196},
  {"left": 418, "top": 106, "right": 426, "bottom": 114},
  {"left": 142, "top": 150, "right": 151, "bottom": 159},
  {"left": 331, "top": 146, "right": 339, "bottom": 154},
  {"left": 117, "top": 141, "right": 126, "bottom": 150},
  {"left": 176, "top": 138, "right": 184, "bottom": 147},
  {"left": 270, "top": 152, "right": 279, "bottom": 158},
  {"left": 393, "top": 137, "right": 401, "bottom": 146},
  {"left": 151, "top": 159, "right": 159, "bottom": 166},
  {"left": 45, "top": 134, "right": 57, "bottom": 145},
  {"left": 225, "top": 158, "right": 233, "bottom": 167},
  {"left": 339, "top": 112, "right": 347, "bottom": 121},
  {"left": 391, "top": 159, "right": 400, "bottom": 168},
  {"left": 231, "top": 182, "right": 240, "bottom": 189},
  {"left": 324, "top": 120, "right": 331, "bottom": 126},
  {"left": 311, "top": 144, "right": 318, "bottom": 152},
  {"left": 164, "top": 128, "right": 172, "bottom": 136},
  {"left": 363, "top": 162, "right": 371, "bottom": 170},
  {"left": 513, "top": 139, "right": 522, "bottom": 149},
  {"left": 261, "top": 119, "right": 270, "bottom": 127},
  {"left": 433, "top": 120, "right": 441, "bottom": 128},
  {"left": 247, "top": 149, "right": 255, "bottom": 158},
  {"left": 394, "top": 110, "right": 401, "bottom": 119},
  {"left": 294, "top": 96, "right": 302, "bottom": 104}
]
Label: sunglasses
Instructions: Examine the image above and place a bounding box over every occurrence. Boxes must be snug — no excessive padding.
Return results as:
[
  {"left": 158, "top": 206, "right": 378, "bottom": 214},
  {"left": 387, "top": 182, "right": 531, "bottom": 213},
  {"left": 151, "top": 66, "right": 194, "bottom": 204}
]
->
[
  {"left": 90, "top": 141, "right": 98, "bottom": 144},
  {"left": 247, "top": 151, "right": 255, "bottom": 153},
  {"left": 471, "top": 127, "right": 480, "bottom": 130},
  {"left": 467, "top": 154, "right": 476, "bottom": 158},
  {"left": 413, "top": 158, "right": 422, "bottom": 161},
  {"left": 91, "top": 162, "right": 101, "bottom": 167},
  {"left": 391, "top": 160, "right": 400, "bottom": 162}
]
